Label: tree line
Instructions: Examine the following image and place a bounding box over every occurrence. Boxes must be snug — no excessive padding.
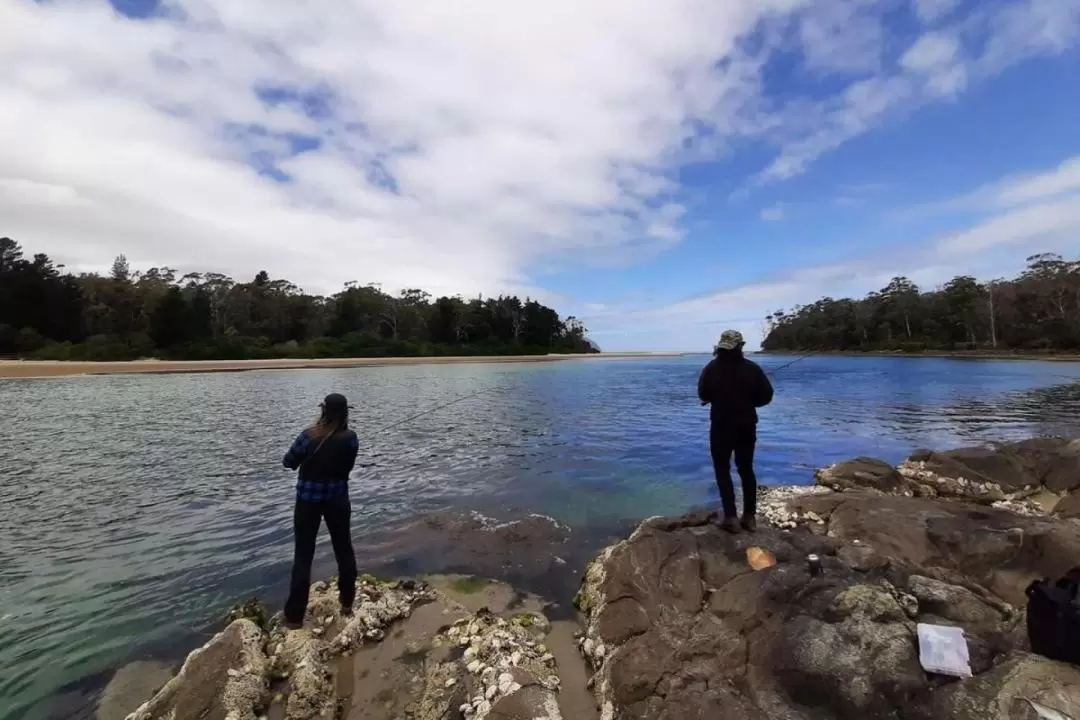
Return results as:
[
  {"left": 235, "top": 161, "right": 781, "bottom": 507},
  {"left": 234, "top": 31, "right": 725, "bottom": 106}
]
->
[
  {"left": 762, "top": 253, "right": 1080, "bottom": 354},
  {"left": 0, "top": 237, "right": 598, "bottom": 361}
]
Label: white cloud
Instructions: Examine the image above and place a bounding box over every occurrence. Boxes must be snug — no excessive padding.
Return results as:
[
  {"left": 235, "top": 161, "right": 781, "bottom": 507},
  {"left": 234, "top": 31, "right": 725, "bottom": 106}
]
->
[
  {"left": 897, "top": 154, "right": 1080, "bottom": 219},
  {"left": 913, "top": 0, "right": 961, "bottom": 24},
  {"left": 797, "top": 0, "right": 885, "bottom": 75},
  {"left": 588, "top": 157, "right": 1080, "bottom": 350},
  {"left": 901, "top": 32, "right": 968, "bottom": 95},
  {"left": 0, "top": 0, "right": 796, "bottom": 299},
  {"left": 758, "top": 0, "right": 1079, "bottom": 184},
  {"left": 979, "top": 0, "right": 1080, "bottom": 73},
  {"left": 935, "top": 198, "right": 1080, "bottom": 256},
  {"left": 0, "top": 0, "right": 1077, "bottom": 316},
  {"left": 760, "top": 203, "right": 786, "bottom": 221},
  {"left": 991, "top": 156, "right": 1080, "bottom": 207}
]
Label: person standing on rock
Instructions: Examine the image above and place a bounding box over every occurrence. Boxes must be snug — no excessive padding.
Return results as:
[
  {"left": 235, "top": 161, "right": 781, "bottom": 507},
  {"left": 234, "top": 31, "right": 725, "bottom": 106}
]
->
[
  {"left": 698, "top": 330, "right": 774, "bottom": 533},
  {"left": 282, "top": 392, "right": 360, "bottom": 627}
]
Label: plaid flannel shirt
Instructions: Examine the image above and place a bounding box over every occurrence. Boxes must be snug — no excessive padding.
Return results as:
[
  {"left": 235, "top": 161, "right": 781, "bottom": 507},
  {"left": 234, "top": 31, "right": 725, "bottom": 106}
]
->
[{"left": 283, "top": 429, "right": 359, "bottom": 502}]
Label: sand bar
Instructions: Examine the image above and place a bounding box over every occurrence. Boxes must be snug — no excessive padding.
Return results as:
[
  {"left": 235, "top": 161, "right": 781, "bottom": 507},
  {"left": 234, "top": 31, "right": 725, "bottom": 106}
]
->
[{"left": 0, "top": 352, "right": 687, "bottom": 380}]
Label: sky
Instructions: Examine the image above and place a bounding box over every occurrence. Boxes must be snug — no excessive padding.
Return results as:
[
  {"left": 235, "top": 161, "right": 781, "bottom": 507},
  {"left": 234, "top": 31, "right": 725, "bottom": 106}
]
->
[{"left": 1, "top": 0, "right": 1079, "bottom": 351}]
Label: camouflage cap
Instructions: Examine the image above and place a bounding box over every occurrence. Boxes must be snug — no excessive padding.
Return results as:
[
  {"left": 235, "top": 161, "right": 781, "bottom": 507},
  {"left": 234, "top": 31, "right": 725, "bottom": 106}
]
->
[{"left": 715, "top": 329, "right": 745, "bottom": 351}]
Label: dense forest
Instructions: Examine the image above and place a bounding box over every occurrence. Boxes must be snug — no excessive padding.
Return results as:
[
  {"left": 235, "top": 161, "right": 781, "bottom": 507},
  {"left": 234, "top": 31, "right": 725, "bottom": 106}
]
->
[
  {"left": 763, "top": 253, "right": 1080, "bottom": 354},
  {"left": 0, "top": 237, "right": 597, "bottom": 361}
]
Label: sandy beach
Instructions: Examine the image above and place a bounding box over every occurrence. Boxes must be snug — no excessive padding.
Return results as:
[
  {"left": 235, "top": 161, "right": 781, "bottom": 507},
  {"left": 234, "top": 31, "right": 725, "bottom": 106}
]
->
[{"left": 0, "top": 352, "right": 684, "bottom": 379}]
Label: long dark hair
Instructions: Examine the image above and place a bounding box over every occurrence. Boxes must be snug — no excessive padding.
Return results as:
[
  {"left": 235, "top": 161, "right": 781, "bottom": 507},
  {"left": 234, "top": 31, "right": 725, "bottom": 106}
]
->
[{"left": 309, "top": 403, "right": 348, "bottom": 440}]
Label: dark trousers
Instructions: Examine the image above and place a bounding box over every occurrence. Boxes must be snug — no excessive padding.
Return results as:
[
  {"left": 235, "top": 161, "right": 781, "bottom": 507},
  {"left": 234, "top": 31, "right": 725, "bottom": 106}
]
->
[
  {"left": 284, "top": 495, "right": 357, "bottom": 624},
  {"left": 709, "top": 423, "right": 758, "bottom": 519}
]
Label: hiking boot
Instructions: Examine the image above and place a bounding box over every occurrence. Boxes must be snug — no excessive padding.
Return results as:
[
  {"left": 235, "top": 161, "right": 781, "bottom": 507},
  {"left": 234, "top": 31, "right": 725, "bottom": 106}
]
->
[
  {"left": 283, "top": 618, "right": 304, "bottom": 631},
  {"left": 719, "top": 516, "right": 742, "bottom": 534},
  {"left": 340, "top": 605, "right": 354, "bottom": 618},
  {"left": 741, "top": 516, "right": 757, "bottom": 533}
]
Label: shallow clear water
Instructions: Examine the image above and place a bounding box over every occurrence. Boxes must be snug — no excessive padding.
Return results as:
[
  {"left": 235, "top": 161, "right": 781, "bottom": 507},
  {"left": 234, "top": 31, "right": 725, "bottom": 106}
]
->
[{"left": 4, "top": 354, "right": 1080, "bottom": 719}]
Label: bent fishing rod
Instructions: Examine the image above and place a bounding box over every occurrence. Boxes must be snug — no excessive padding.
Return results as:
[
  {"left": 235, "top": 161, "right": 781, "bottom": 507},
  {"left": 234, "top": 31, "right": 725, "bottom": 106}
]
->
[{"left": 763, "top": 350, "right": 817, "bottom": 376}]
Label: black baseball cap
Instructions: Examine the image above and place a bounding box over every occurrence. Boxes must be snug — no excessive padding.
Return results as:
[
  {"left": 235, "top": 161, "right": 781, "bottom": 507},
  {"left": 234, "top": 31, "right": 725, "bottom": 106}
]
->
[{"left": 321, "top": 393, "right": 351, "bottom": 409}]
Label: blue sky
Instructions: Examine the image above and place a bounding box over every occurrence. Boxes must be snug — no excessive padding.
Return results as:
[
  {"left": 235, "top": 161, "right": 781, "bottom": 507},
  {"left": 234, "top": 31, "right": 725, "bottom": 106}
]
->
[{"left": 2, "top": 0, "right": 1079, "bottom": 350}]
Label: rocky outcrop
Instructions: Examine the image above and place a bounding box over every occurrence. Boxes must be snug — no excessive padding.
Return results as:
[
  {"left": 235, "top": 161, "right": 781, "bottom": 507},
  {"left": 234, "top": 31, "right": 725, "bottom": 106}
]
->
[
  {"left": 578, "top": 439, "right": 1080, "bottom": 720},
  {"left": 120, "top": 573, "right": 589, "bottom": 720},
  {"left": 914, "top": 653, "right": 1080, "bottom": 720},
  {"left": 576, "top": 506, "right": 1080, "bottom": 720},
  {"left": 815, "top": 457, "right": 913, "bottom": 495},
  {"left": 780, "top": 490, "right": 1080, "bottom": 606},
  {"left": 814, "top": 438, "right": 1080, "bottom": 520},
  {"left": 124, "top": 578, "right": 433, "bottom": 720},
  {"left": 436, "top": 611, "right": 563, "bottom": 719},
  {"left": 125, "top": 619, "right": 268, "bottom": 720},
  {"left": 1057, "top": 488, "right": 1080, "bottom": 519}
]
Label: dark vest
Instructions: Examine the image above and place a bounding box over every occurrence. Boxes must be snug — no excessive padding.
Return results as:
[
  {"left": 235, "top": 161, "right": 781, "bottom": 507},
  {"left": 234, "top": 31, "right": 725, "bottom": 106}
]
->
[{"left": 299, "top": 430, "right": 357, "bottom": 483}]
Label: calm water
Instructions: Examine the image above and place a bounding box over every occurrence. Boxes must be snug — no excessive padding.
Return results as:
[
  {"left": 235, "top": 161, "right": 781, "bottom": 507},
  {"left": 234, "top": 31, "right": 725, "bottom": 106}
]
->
[{"left": 5, "top": 354, "right": 1080, "bottom": 719}]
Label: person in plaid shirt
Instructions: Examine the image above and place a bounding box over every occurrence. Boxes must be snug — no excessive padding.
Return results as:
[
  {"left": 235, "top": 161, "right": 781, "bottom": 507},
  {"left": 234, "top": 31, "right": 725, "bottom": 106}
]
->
[{"left": 282, "top": 393, "right": 360, "bottom": 627}]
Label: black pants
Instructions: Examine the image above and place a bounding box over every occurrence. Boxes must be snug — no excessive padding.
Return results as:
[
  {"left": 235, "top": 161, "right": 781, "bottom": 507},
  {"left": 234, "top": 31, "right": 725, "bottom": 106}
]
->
[
  {"left": 709, "top": 424, "right": 758, "bottom": 519},
  {"left": 284, "top": 495, "right": 357, "bottom": 624}
]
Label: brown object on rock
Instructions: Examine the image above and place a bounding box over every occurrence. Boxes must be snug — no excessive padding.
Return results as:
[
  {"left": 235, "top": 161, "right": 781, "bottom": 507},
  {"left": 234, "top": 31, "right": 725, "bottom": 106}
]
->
[{"left": 747, "top": 546, "right": 777, "bottom": 571}]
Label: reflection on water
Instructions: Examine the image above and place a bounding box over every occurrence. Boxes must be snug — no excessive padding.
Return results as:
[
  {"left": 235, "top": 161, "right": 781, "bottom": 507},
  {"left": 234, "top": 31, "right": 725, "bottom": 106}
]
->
[{"left": 4, "top": 355, "right": 1080, "bottom": 719}]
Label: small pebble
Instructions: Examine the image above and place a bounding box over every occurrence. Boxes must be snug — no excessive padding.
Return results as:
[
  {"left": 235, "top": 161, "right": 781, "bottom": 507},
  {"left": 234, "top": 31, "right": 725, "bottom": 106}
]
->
[{"left": 445, "top": 678, "right": 457, "bottom": 688}]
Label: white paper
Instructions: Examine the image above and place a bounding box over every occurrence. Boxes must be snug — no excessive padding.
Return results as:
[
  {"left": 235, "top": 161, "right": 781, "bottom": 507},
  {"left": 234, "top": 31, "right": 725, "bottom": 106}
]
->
[{"left": 916, "top": 623, "right": 972, "bottom": 678}]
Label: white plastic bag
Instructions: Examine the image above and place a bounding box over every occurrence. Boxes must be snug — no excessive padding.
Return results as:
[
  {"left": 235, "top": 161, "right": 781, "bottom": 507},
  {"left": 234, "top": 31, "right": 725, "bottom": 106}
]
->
[{"left": 916, "top": 623, "right": 972, "bottom": 678}]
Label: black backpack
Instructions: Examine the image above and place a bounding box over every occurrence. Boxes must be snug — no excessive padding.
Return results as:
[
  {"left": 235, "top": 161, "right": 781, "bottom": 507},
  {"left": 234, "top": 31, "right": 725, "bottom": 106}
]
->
[{"left": 1026, "top": 568, "right": 1080, "bottom": 665}]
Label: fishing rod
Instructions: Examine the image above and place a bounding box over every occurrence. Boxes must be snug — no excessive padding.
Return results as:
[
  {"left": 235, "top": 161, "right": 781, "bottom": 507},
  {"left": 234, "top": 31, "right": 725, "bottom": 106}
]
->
[
  {"left": 763, "top": 350, "right": 817, "bottom": 376},
  {"left": 698, "top": 349, "right": 816, "bottom": 407}
]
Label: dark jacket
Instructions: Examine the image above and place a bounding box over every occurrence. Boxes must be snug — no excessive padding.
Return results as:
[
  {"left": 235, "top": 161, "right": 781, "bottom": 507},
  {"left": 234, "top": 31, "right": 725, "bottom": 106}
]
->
[
  {"left": 283, "top": 428, "right": 359, "bottom": 484},
  {"left": 698, "top": 353, "right": 774, "bottom": 427}
]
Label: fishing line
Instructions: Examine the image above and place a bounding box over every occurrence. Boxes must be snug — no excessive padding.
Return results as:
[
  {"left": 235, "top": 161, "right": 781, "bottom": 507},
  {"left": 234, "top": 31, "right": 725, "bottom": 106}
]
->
[{"left": 368, "top": 386, "right": 495, "bottom": 436}]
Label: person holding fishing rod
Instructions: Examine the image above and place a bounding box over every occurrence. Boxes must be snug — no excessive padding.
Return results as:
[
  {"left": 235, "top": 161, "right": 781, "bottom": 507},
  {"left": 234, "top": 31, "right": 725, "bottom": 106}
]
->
[
  {"left": 281, "top": 393, "right": 359, "bottom": 628},
  {"left": 698, "top": 330, "right": 774, "bottom": 533}
]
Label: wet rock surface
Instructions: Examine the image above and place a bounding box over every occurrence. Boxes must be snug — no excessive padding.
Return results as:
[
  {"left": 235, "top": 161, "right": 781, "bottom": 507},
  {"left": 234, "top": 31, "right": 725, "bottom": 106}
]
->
[
  {"left": 125, "top": 619, "right": 268, "bottom": 720},
  {"left": 579, "top": 439, "right": 1080, "bottom": 720},
  {"left": 118, "top": 573, "right": 594, "bottom": 720},
  {"left": 816, "top": 438, "right": 1080, "bottom": 515},
  {"left": 577, "top": 507, "right": 1080, "bottom": 720}
]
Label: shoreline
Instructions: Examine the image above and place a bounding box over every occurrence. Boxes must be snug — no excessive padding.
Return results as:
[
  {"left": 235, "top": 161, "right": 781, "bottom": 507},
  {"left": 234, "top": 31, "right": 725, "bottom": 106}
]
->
[
  {"left": 0, "top": 352, "right": 687, "bottom": 380},
  {"left": 761, "top": 349, "right": 1080, "bottom": 362}
]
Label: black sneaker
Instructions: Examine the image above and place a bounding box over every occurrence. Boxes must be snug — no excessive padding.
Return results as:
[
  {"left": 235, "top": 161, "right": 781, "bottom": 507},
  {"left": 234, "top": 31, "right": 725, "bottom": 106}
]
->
[
  {"left": 719, "top": 517, "right": 742, "bottom": 534},
  {"left": 741, "top": 516, "right": 757, "bottom": 533}
]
